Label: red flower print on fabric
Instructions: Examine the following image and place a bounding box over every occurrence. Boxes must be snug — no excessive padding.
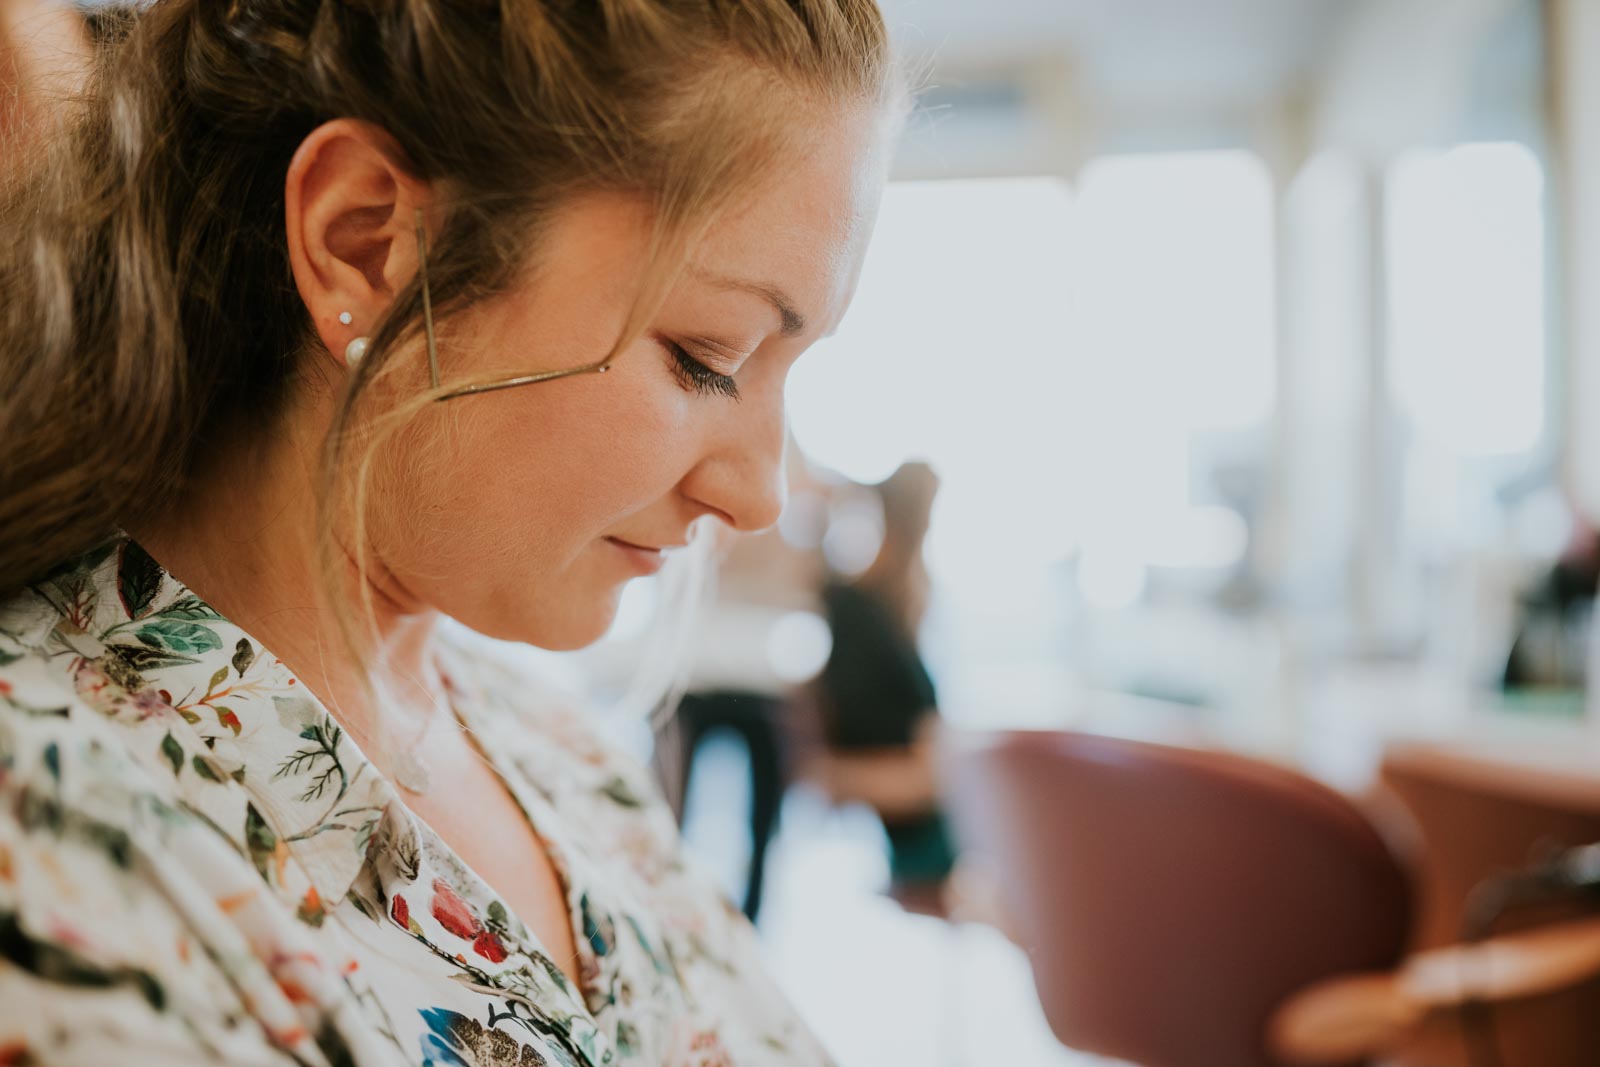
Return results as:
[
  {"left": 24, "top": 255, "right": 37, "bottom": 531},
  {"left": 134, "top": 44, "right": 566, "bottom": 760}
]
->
[
  {"left": 472, "top": 930, "right": 508, "bottom": 963},
  {"left": 682, "top": 1030, "right": 735, "bottom": 1067},
  {"left": 390, "top": 893, "right": 410, "bottom": 928},
  {"left": 430, "top": 878, "right": 482, "bottom": 941}
]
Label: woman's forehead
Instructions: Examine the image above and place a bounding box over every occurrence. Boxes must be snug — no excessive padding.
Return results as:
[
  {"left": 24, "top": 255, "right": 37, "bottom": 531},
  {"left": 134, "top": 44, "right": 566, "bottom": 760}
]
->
[{"left": 691, "top": 109, "right": 892, "bottom": 334}]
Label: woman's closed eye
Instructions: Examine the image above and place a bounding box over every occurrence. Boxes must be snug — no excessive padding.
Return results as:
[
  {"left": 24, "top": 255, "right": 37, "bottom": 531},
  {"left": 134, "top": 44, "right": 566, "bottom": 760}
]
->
[{"left": 663, "top": 339, "right": 741, "bottom": 400}]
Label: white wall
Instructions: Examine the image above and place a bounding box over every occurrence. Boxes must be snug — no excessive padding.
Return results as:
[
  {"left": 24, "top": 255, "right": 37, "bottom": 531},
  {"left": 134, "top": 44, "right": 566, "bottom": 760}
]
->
[
  {"left": 1555, "top": 0, "right": 1600, "bottom": 519},
  {"left": 1311, "top": 0, "right": 1521, "bottom": 161}
]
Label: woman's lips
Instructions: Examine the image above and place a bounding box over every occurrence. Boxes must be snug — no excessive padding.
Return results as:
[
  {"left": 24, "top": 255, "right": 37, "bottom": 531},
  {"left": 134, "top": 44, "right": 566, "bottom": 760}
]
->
[{"left": 604, "top": 536, "right": 666, "bottom": 575}]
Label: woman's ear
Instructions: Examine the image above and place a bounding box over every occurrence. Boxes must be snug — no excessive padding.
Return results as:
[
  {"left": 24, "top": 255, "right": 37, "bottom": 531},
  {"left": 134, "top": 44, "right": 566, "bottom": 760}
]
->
[{"left": 284, "top": 119, "right": 430, "bottom": 365}]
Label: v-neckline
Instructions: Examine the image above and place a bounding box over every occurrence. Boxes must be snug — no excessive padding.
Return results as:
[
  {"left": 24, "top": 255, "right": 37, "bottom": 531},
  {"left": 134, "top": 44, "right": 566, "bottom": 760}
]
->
[
  {"left": 428, "top": 635, "right": 611, "bottom": 1006},
  {"left": 336, "top": 635, "right": 619, "bottom": 1067}
]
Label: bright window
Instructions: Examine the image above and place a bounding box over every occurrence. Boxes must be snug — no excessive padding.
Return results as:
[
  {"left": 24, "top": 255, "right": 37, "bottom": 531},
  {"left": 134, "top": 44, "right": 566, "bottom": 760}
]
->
[
  {"left": 1386, "top": 142, "right": 1546, "bottom": 458},
  {"left": 786, "top": 157, "right": 1277, "bottom": 717}
]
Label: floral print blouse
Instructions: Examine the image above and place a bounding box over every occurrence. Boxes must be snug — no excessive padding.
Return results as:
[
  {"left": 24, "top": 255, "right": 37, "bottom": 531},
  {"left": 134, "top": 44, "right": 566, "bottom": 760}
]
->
[{"left": 0, "top": 533, "right": 833, "bottom": 1067}]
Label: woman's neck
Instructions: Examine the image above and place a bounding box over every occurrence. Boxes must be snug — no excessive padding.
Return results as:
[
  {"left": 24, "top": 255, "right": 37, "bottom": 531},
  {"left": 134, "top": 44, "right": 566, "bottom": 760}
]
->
[{"left": 126, "top": 400, "right": 446, "bottom": 742}]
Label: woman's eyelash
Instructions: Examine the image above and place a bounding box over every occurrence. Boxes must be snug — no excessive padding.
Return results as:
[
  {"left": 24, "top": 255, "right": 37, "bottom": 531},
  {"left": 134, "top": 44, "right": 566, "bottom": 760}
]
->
[{"left": 666, "top": 341, "right": 741, "bottom": 400}]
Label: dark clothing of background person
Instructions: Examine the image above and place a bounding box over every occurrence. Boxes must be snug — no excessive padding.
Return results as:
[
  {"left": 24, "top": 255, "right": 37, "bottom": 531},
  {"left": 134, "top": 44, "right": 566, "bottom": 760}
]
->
[
  {"left": 817, "top": 579, "right": 957, "bottom": 886},
  {"left": 1503, "top": 530, "right": 1600, "bottom": 692},
  {"left": 670, "top": 690, "right": 786, "bottom": 923}
]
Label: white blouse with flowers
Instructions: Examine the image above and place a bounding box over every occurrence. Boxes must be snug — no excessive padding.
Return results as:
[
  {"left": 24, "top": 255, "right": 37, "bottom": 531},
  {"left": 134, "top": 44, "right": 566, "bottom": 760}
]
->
[{"left": 0, "top": 533, "right": 832, "bottom": 1067}]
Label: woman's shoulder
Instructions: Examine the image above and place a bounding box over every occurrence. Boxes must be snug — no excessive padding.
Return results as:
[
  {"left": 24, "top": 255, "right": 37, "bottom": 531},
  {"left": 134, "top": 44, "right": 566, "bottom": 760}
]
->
[
  {"left": 0, "top": 614, "right": 313, "bottom": 1064},
  {"left": 0, "top": 569, "right": 154, "bottom": 816}
]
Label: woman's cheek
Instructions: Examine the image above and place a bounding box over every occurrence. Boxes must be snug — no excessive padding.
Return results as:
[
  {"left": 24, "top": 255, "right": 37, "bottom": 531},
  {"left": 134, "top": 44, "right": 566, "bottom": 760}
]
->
[{"left": 605, "top": 377, "right": 706, "bottom": 483}]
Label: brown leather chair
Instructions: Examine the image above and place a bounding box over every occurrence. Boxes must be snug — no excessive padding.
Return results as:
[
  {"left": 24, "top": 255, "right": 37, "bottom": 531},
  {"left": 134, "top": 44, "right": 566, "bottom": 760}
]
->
[
  {"left": 945, "top": 730, "right": 1412, "bottom": 1067},
  {"left": 1378, "top": 744, "right": 1600, "bottom": 1067}
]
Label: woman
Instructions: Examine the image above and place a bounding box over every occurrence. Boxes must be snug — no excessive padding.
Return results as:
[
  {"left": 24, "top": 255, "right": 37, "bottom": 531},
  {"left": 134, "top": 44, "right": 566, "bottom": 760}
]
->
[{"left": 0, "top": 2, "right": 900, "bottom": 1064}]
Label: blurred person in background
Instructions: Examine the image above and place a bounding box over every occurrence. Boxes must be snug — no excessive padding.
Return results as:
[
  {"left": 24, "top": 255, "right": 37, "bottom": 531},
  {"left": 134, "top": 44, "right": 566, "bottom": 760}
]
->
[
  {"left": 663, "top": 433, "right": 832, "bottom": 923},
  {"left": 804, "top": 460, "right": 960, "bottom": 909},
  {"left": 1503, "top": 507, "right": 1599, "bottom": 694},
  {"left": 0, "top": 1, "right": 902, "bottom": 1064}
]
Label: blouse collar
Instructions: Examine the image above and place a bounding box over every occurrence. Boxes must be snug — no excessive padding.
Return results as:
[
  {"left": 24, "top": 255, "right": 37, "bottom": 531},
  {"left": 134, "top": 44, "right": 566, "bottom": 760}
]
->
[{"left": 13, "top": 531, "right": 403, "bottom": 912}]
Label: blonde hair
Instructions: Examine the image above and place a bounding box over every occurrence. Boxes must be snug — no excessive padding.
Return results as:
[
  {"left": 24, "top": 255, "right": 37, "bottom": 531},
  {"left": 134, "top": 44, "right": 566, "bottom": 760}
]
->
[{"left": 0, "top": 1, "right": 898, "bottom": 697}]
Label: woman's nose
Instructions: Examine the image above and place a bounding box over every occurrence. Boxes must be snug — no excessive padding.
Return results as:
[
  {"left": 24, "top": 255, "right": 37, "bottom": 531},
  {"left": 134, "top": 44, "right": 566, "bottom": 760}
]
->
[{"left": 681, "top": 390, "right": 788, "bottom": 535}]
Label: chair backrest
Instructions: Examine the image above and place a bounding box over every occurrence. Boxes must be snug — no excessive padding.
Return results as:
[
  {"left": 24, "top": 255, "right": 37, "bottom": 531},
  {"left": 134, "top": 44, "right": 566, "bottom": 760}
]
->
[{"left": 946, "top": 730, "right": 1411, "bottom": 1067}]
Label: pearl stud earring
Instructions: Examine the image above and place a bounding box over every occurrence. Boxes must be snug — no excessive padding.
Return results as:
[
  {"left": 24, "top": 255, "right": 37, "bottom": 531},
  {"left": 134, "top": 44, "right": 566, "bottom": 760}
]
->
[
  {"left": 338, "top": 311, "right": 353, "bottom": 325},
  {"left": 345, "top": 336, "right": 370, "bottom": 366}
]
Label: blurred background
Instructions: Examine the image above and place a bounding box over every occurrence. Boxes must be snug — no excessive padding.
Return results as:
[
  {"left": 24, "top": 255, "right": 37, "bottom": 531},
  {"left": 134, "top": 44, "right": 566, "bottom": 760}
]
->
[{"left": 552, "top": 1, "right": 1600, "bottom": 1064}]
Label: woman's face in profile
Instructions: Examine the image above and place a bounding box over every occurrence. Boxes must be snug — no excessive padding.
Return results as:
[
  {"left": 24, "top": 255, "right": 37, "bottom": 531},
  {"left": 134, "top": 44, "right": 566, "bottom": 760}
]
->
[{"left": 372, "top": 107, "right": 890, "bottom": 650}]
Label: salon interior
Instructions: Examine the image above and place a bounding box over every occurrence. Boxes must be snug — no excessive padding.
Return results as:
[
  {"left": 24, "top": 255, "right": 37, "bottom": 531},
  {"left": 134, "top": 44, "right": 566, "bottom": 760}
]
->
[{"left": 534, "top": 0, "right": 1600, "bottom": 1064}]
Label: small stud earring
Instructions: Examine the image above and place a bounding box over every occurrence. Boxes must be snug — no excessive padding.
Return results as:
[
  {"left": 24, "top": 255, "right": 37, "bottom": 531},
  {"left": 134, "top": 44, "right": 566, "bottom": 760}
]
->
[
  {"left": 338, "top": 311, "right": 353, "bottom": 326},
  {"left": 345, "top": 336, "right": 370, "bottom": 366}
]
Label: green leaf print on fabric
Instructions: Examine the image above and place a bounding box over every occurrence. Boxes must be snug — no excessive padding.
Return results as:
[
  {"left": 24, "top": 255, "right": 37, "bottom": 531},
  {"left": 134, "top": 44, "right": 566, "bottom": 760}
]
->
[
  {"left": 160, "top": 732, "right": 184, "bottom": 775},
  {"left": 275, "top": 719, "right": 348, "bottom": 804},
  {"left": 0, "top": 911, "right": 166, "bottom": 1011},
  {"left": 191, "top": 754, "right": 224, "bottom": 782},
  {"left": 133, "top": 620, "right": 224, "bottom": 656},
  {"left": 486, "top": 898, "right": 524, "bottom": 941},
  {"left": 0, "top": 691, "right": 68, "bottom": 717},
  {"left": 152, "top": 595, "right": 225, "bottom": 622},
  {"left": 102, "top": 643, "right": 198, "bottom": 680},
  {"left": 11, "top": 786, "right": 134, "bottom": 869},
  {"left": 613, "top": 1021, "right": 639, "bottom": 1058},
  {"left": 622, "top": 916, "right": 671, "bottom": 978},
  {"left": 244, "top": 801, "right": 280, "bottom": 882},
  {"left": 232, "top": 637, "right": 256, "bottom": 678},
  {"left": 598, "top": 777, "right": 642, "bottom": 810},
  {"left": 580, "top": 894, "right": 612, "bottom": 958},
  {"left": 115, "top": 540, "right": 164, "bottom": 620},
  {"left": 529, "top": 952, "right": 575, "bottom": 998}
]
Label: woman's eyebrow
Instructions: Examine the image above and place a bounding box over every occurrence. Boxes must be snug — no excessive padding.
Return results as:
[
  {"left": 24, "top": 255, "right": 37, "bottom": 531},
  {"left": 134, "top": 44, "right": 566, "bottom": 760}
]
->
[{"left": 690, "top": 267, "right": 807, "bottom": 337}]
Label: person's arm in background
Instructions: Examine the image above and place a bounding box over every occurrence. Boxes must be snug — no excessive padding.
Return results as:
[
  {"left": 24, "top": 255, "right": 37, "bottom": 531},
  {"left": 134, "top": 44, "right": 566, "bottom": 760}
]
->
[
  {"left": 804, "top": 713, "right": 944, "bottom": 820},
  {"left": 1, "top": 0, "right": 90, "bottom": 148},
  {"left": 796, "top": 580, "right": 947, "bottom": 820}
]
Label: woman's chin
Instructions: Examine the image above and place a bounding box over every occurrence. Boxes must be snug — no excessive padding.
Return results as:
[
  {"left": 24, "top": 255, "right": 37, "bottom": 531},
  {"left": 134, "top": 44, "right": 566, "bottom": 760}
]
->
[{"left": 515, "top": 590, "right": 623, "bottom": 652}]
